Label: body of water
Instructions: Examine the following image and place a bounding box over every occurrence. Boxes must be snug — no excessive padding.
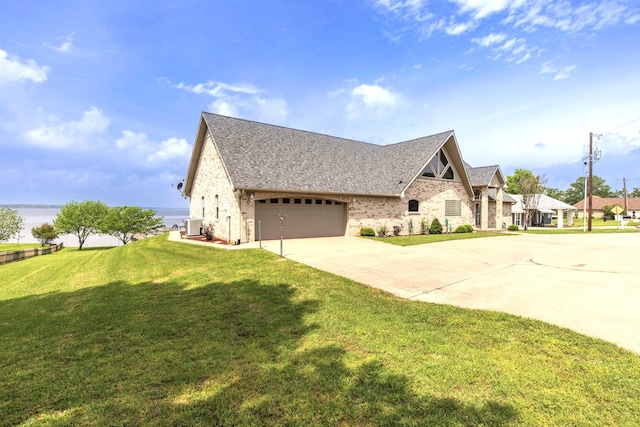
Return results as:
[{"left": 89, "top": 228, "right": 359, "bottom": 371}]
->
[{"left": 6, "top": 207, "right": 189, "bottom": 248}]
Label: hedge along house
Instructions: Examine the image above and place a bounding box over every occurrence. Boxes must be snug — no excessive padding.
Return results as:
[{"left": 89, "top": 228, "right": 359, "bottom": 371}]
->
[{"left": 183, "top": 112, "right": 509, "bottom": 243}]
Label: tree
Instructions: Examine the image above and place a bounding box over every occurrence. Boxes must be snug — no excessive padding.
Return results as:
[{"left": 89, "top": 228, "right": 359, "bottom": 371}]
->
[
  {"left": 629, "top": 188, "right": 640, "bottom": 198},
  {"left": 31, "top": 223, "right": 60, "bottom": 246},
  {"left": 54, "top": 200, "right": 109, "bottom": 250},
  {"left": 563, "top": 176, "right": 614, "bottom": 205},
  {"left": 0, "top": 207, "right": 23, "bottom": 243},
  {"left": 99, "top": 206, "right": 164, "bottom": 245},
  {"left": 519, "top": 174, "right": 547, "bottom": 230},
  {"left": 506, "top": 169, "right": 536, "bottom": 194},
  {"left": 544, "top": 187, "right": 565, "bottom": 201}
]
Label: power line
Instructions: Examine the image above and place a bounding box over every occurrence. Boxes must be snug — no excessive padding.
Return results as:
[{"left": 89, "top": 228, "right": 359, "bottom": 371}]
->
[{"left": 604, "top": 115, "right": 640, "bottom": 134}]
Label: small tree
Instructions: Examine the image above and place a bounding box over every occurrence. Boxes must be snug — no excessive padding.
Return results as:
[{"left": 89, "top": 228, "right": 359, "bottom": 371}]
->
[
  {"left": 518, "top": 174, "right": 547, "bottom": 230},
  {"left": 429, "top": 218, "right": 443, "bottom": 234},
  {"left": 0, "top": 207, "right": 23, "bottom": 243},
  {"left": 100, "top": 206, "right": 164, "bottom": 245},
  {"left": 31, "top": 223, "right": 59, "bottom": 246},
  {"left": 54, "top": 200, "right": 109, "bottom": 250}
]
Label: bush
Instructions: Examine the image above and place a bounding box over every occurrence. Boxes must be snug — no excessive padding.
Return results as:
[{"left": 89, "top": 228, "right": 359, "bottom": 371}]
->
[
  {"left": 31, "top": 223, "right": 59, "bottom": 246},
  {"left": 360, "top": 227, "right": 375, "bottom": 237},
  {"left": 455, "top": 225, "right": 468, "bottom": 233},
  {"left": 464, "top": 224, "right": 474, "bottom": 232},
  {"left": 508, "top": 224, "right": 519, "bottom": 231},
  {"left": 376, "top": 224, "right": 389, "bottom": 237},
  {"left": 429, "top": 218, "right": 443, "bottom": 235},
  {"left": 420, "top": 218, "right": 429, "bottom": 235}
]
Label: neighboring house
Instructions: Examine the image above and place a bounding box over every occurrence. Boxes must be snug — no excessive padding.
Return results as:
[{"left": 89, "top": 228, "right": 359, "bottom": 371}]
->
[
  {"left": 573, "top": 196, "right": 640, "bottom": 219},
  {"left": 183, "top": 113, "right": 511, "bottom": 243},
  {"left": 509, "top": 194, "right": 578, "bottom": 228}
]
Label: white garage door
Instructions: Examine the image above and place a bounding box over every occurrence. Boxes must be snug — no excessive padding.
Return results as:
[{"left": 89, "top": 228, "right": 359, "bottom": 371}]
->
[{"left": 255, "top": 197, "right": 347, "bottom": 240}]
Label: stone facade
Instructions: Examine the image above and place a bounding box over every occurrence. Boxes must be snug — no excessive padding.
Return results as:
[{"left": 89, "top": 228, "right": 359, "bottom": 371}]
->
[{"left": 189, "top": 130, "right": 498, "bottom": 243}]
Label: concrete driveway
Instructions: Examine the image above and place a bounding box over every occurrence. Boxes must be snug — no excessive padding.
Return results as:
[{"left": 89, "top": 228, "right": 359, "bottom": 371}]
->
[{"left": 259, "top": 233, "right": 640, "bottom": 354}]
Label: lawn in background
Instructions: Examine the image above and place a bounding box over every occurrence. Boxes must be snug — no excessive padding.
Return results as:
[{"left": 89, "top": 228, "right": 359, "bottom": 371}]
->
[{"left": 1, "top": 235, "right": 639, "bottom": 425}]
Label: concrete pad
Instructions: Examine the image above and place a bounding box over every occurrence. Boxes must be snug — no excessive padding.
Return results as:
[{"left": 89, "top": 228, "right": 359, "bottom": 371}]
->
[{"left": 258, "top": 233, "right": 640, "bottom": 354}]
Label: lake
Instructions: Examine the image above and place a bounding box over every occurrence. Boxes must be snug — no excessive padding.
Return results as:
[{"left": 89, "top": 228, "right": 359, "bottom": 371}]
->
[{"left": 5, "top": 207, "right": 190, "bottom": 248}]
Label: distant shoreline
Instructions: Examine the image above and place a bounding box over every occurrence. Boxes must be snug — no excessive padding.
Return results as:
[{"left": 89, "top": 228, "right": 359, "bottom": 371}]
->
[{"left": 1, "top": 204, "right": 188, "bottom": 209}]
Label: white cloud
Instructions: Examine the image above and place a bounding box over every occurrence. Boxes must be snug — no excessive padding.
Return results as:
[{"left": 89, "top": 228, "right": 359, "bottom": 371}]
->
[
  {"left": 24, "top": 107, "right": 110, "bottom": 149},
  {"left": 450, "top": 0, "right": 520, "bottom": 19},
  {"left": 445, "top": 20, "right": 475, "bottom": 35},
  {"left": 346, "top": 83, "right": 401, "bottom": 120},
  {"left": 116, "top": 130, "right": 190, "bottom": 165},
  {"left": 472, "top": 32, "right": 508, "bottom": 47},
  {"left": 540, "top": 62, "right": 577, "bottom": 80},
  {"left": 45, "top": 33, "right": 75, "bottom": 53},
  {"left": 171, "top": 79, "right": 288, "bottom": 124},
  {"left": 0, "top": 49, "right": 49, "bottom": 84},
  {"left": 352, "top": 84, "right": 399, "bottom": 107}
]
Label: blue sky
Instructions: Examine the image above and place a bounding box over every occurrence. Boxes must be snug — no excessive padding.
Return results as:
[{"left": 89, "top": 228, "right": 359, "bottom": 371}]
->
[{"left": 1, "top": 0, "right": 639, "bottom": 207}]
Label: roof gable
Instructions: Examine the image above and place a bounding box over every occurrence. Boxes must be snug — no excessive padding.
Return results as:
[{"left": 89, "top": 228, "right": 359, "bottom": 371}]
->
[
  {"left": 185, "top": 113, "right": 474, "bottom": 197},
  {"left": 466, "top": 165, "right": 505, "bottom": 188}
]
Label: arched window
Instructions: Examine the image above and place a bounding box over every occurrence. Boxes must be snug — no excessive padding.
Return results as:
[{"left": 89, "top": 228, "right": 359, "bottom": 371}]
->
[
  {"left": 201, "top": 196, "right": 205, "bottom": 218},
  {"left": 215, "top": 195, "right": 219, "bottom": 220},
  {"left": 408, "top": 199, "right": 419, "bottom": 212}
]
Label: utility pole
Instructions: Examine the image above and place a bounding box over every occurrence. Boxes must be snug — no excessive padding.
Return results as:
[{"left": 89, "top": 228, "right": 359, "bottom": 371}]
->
[
  {"left": 587, "top": 132, "right": 602, "bottom": 232},
  {"left": 623, "top": 177, "right": 628, "bottom": 215},
  {"left": 588, "top": 132, "right": 593, "bottom": 232}
]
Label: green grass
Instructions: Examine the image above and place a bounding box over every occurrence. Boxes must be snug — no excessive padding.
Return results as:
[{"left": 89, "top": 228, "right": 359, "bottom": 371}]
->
[
  {"left": 365, "top": 231, "right": 509, "bottom": 246},
  {"left": 1, "top": 235, "right": 639, "bottom": 425},
  {"left": 518, "top": 227, "right": 638, "bottom": 234}
]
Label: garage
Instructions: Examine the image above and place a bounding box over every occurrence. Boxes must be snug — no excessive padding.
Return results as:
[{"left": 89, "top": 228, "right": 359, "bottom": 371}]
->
[{"left": 255, "top": 197, "right": 347, "bottom": 240}]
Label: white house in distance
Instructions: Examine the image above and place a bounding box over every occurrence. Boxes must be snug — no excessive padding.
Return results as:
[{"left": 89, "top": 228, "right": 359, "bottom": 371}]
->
[
  {"left": 509, "top": 194, "right": 578, "bottom": 228},
  {"left": 183, "top": 112, "right": 513, "bottom": 243}
]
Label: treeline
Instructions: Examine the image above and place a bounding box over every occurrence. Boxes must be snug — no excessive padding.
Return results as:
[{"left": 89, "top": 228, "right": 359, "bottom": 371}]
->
[
  {"left": 506, "top": 169, "right": 638, "bottom": 206},
  {"left": 0, "top": 201, "right": 164, "bottom": 249}
]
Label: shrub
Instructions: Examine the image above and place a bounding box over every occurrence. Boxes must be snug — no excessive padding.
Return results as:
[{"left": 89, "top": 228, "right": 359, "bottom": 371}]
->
[
  {"left": 31, "top": 223, "right": 59, "bottom": 246},
  {"left": 455, "top": 225, "right": 468, "bottom": 233},
  {"left": 429, "top": 218, "right": 443, "bottom": 234},
  {"left": 508, "top": 224, "right": 519, "bottom": 231},
  {"left": 360, "top": 227, "right": 375, "bottom": 237},
  {"left": 420, "top": 218, "right": 429, "bottom": 235},
  {"left": 376, "top": 224, "right": 389, "bottom": 237},
  {"left": 464, "top": 224, "right": 474, "bottom": 232}
]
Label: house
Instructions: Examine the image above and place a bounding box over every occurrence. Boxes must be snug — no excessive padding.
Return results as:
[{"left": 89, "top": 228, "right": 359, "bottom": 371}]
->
[
  {"left": 574, "top": 196, "right": 640, "bottom": 219},
  {"left": 509, "top": 194, "right": 578, "bottom": 228},
  {"left": 183, "top": 112, "right": 512, "bottom": 243}
]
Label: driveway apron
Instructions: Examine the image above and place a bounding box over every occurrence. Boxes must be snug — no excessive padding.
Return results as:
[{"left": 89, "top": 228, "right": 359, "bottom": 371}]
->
[{"left": 259, "top": 233, "right": 640, "bottom": 354}]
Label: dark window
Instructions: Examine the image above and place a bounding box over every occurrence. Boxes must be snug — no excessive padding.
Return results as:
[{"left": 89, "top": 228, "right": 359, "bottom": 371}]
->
[
  {"left": 258, "top": 199, "right": 266, "bottom": 204},
  {"left": 335, "top": 202, "right": 341, "bottom": 205},
  {"left": 283, "top": 198, "right": 290, "bottom": 204},
  {"left": 325, "top": 200, "right": 332, "bottom": 205},
  {"left": 305, "top": 199, "right": 312, "bottom": 204},
  {"left": 408, "top": 199, "right": 419, "bottom": 212},
  {"left": 294, "top": 198, "right": 302, "bottom": 204},
  {"left": 270, "top": 198, "right": 278, "bottom": 204},
  {"left": 442, "top": 167, "right": 454, "bottom": 180},
  {"left": 315, "top": 199, "right": 322, "bottom": 205}
]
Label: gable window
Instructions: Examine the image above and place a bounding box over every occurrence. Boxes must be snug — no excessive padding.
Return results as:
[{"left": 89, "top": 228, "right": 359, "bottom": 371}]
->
[
  {"left": 421, "top": 149, "right": 455, "bottom": 180},
  {"left": 408, "top": 199, "right": 419, "bottom": 213},
  {"left": 445, "top": 200, "right": 462, "bottom": 216}
]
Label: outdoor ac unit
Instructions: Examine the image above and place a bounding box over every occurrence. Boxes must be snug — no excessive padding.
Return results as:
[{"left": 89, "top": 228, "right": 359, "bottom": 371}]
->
[{"left": 186, "top": 219, "right": 203, "bottom": 236}]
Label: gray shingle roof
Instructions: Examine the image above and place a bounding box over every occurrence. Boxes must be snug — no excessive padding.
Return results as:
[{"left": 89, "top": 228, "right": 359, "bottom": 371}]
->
[
  {"left": 198, "top": 113, "right": 455, "bottom": 197},
  {"left": 466, "top": 165, "right": 501, "bottom": 187}
]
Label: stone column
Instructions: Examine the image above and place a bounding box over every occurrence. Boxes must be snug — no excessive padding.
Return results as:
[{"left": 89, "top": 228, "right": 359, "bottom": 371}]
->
[
  {"left": 496, "top": 187, "right": 504, "bottom": 229},
  {"left": 568, "top": 210, "right": 574, "bottom": 226},
  {"left": 481, "top": 188, "right": 489, "bottom": 230},
  {"left": 557, "top": 209, "right": 564, "bottom": 228}
]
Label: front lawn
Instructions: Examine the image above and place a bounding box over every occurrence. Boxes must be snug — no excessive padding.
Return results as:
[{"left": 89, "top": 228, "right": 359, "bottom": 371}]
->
[
  {"left": 365, "top": 231, "right": 509, "bottom": 246},
  {"left": 0, "top": 243, "right": 42, "bottom": 252},
  {"left": 1, "top": 235, "right": 639, "bottom": 425}
]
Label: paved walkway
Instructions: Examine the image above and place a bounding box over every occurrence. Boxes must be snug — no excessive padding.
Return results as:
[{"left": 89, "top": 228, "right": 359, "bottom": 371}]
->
[{"left": 169, "top": 231, "right": 640, "bottom": 354}]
